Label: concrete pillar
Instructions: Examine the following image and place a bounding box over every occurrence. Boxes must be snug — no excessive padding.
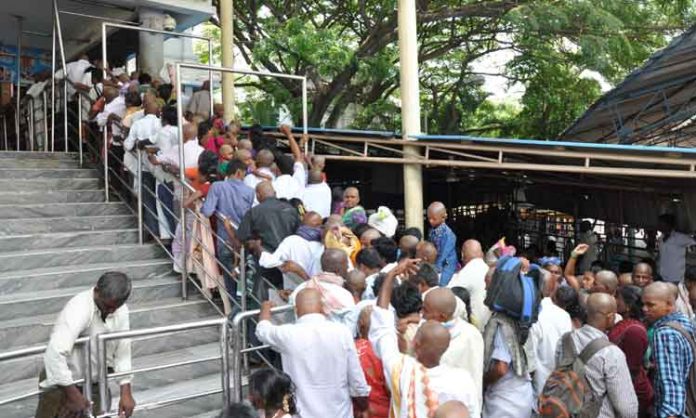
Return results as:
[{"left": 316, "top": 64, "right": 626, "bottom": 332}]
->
[
  {"left": 398, "top": 0, "right": 424, "bottom": 231},
  {"left": 138, "top": 8, "right": 165, "bottom": 78},
  {"left": 219, "top": 0, "right": 236, "bottom": 123}
]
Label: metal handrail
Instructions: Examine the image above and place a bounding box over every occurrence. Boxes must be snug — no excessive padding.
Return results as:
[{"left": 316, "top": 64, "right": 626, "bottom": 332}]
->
[
  {"left": 95, "top": 318, "right": 229, "bottom": 416},
  {"left": 0, "top": 337, "right": 92, "bottom": 409},
  {"left": 230, "top": 305, "right": 294, "bottom": 402}
]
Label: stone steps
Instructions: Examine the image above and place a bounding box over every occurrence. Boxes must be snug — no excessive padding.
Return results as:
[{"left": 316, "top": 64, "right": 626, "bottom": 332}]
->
[
  {"left": 0, "top": 214, "right": 137, "bottom": 235},
  {"left": 0, "top": 228, "right": 140, "bottom": 252},
  {"left": 0, "top": 201, "right": 130, "bottom": 219},
  {"left": 0, "top": 178, "right": 101, "bottom": 191},
  {"left": 0, "top": 151, "right": 228, "bottom": 418},
  {"left": 0, "top": 259, "right": 174, "bottom": 293},
  {"left": 0, "top": 243, "right": 166, "bottom": 273},
  {"left": 0, "top": 168, "right": 99, "bottom": 178},
  {"left": 0, "top": 189, "right": 105, "bottom": 204}
]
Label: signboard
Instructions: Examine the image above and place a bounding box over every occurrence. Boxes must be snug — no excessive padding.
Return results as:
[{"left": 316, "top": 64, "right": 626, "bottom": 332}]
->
[{"left": 0, "top": 45, "right": 51, "bottom": 84}]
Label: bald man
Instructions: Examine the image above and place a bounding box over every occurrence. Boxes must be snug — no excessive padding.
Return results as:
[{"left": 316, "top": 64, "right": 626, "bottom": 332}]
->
[
  {"left": 643, "top": 282, "right": 696, "bottom": 417},
  {"left": 632, "top": 262, "right": 653, "bottom": 288},
  {"left": 248, "top": 211, "right": 325, "bottom": 290},
  {"left": 302, "top": 168, "right": 332, "bottom": 218},
  {"left": 423, "top": 287, "right": 484, "bottom": 410},
  {"left": 427, "top": 202, "right": 458, "bottom": 286},
  {"left": 435, "top": 401, "right": 470, "bottom": 418},
  {"left": 359, "top": 228, "right": 382, "bottom": 249},
  {"left": 257, "top": 291, "right": 369, "bottom": 418},
  {"left": 554, "top": 293, "right": 638, "bottom": 417},
  {"left": 448, "top": 239, "right": 491, "bottom": 331},
  {"left": 415, "top": 241, "right": 438, "bottom": 264},
  {"left": 341, "top": 187, "right": 367, "bottom": 228},
  {"left": 244, "top": 149, "right": 276, "bottom": 194},
  {"left": 591, "top": 270, "right": 619, "bottom": 296},
  {"left": 370, "top": 259, "right": 480, "bottom": 417},
  {"left": 288, "top": 248, "right": 355, "bottom": 317}
]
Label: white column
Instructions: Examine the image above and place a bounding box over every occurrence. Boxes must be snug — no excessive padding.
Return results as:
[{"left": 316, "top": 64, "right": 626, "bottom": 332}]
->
[
  {"left": 398, "top": 0, "right": 424, "bottom": 231},
  {"left": 220, "top": 0, "right": 236, "bottom": 123},
  {"left": 138, "top": 9, "right": 165, "bottom": 78}
]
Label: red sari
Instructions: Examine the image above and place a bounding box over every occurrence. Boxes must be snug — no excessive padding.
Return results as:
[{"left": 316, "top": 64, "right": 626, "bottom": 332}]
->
[
  {"left": 355, "top": 338, "right": 390, "bottom": 418},
  {"left": 608, "top": 318, "right": 653, "bottom": 415}
]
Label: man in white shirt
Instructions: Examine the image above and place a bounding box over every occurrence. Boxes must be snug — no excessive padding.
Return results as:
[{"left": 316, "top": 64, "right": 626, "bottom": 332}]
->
[
  {"left": 448, "top": 240, "right": 491, "bottom": 331},
  {"left": 528, "top": 269, "right": 572, "bottom": 399},
  {"left": 657, "top": 213, "right": 696, "bottom": 283},
  {"left": 423, "top": 287, "right": 485, "bottom": 411},
  {"left": 302, "top": 169, "right": 332, "bottom": 219},
  {"left": 36, "top": 272, "right": 135, "bottom": 418},
  {"left": 186, "top": 80, "right": 211, "bottom": 120},
  {"left": 370, "top": 259, "right": 481, "bottom": 417},
  {"left": 256, "top": 288, "right": 370, "bottom": 418},
  {"left": 244, "top": 149, "right": 276, "bottom": 203},
  {"left": 124, "top": 100, "right": 162, "bottom": 240},
  {"left": 54, "top": 54, "right": 92, "bottom": 97},
  {"left": 273, "top": 125, "right": 306, "bottom": 200},
  {"left": 248, "top": 211, "right": 324, "bottom": 290}
]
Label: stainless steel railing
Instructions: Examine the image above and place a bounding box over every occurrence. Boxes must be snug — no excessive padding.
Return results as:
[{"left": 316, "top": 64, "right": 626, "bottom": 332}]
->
[
  {"left": 94, "top": 318, "right": 229, "bottom": 417},
  {"left": 0, "top": 337, "right": 92, "bottom": 408}
]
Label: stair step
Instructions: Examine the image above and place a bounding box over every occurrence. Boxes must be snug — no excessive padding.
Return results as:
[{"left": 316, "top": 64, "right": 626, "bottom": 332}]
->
[
  {"left": 0, "top": 298, "right": 218, "bottom": 351},
  {"left": 0, "top": 275, "right": 180, "bottom": 320},
  {"left": 0, "top": 189, "right": 105, "bottom": 204},
  {"left": 0, "top": 151, "right": 79, "bottom": 161},
  {"left": 0, "top": 201, "right": 130, "bottom": 219},
  {"left": 0, "top": 259, "right": 174, "bottom": 294},
  {"left": 0, "top": 159, "right": 80, "bottom": 169},
  {"left": 0, "top": 178, "right": 100, "bottom": 191},
  {"left": 0, "top": 168, "right": 98, "bottom": 179},
  {"left": 0, "top": 214, "right": 136, "bottom": 235},
  {"left": 0, "top": 244, "right": 165, "bottom": 273},
  {"left": 0, "top": 229, "right": 140, "bottom": 252}
]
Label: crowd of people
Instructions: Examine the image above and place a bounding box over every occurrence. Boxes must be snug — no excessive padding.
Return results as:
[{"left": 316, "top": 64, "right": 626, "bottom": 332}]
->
[{"left": 33, "top": 57, "right": 696, "bottom": 418}]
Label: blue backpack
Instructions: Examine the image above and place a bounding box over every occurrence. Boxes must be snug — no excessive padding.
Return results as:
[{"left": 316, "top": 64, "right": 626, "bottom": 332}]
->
[{"left": 484, "top": 256, "right": 542, "bottom": 336}]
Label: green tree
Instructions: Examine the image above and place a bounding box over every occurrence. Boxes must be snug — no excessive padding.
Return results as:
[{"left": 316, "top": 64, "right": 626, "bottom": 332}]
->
[{"left": 205, "top": 0, "right": 693, "bottom": 138}]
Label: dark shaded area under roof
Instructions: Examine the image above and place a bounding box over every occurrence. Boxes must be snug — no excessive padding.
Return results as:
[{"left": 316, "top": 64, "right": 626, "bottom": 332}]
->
[{"left": 561, "top": 25, "right": 696, "bottom": 147}]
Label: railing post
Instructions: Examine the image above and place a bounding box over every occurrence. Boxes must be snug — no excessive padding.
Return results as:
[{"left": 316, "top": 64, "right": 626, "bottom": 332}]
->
[
  {"left": 42, "top": 91, "right": 48, "bottom": 152},
  {"left": 103, "top": 130, "right": 109, "bottom": 202},
  {"left": 83, "top": 339, "right": 93, "bottom": 417},
  {"left": 15, "top": 15, "right": 22, "bottom": 152},
  {"left": 231, "top": 316, "right": 242, "bottom": 402},
  {"left": 96, "top": 335, "right": 108, "bottom": 416},
  {"left": 175, "top": 63, "right": 189, "bottom": 301},
  {"left": 29, "top": 98, "right": 35, "bottom": 151},
  {"left": 137, "top": 150, "right": 143, "bottom": 245},
  {"left": 52, "top": 0, "right": 68, "bottom": 153},
  {"left": 78, "top": 96, "right": 83, "bottom": 167},
  {"left": 220, "top": 322, "right": 230, "bottom": 408},
  {"left": 2, "top": 115, "right": 7, "bottom": 150},
  {"left": 240, "top": 247, "right": 249, "bottom": 373}
]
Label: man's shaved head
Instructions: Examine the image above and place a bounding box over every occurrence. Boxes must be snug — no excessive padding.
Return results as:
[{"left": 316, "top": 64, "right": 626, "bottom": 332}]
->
[
  {"left": 237, "top": 139, "right": 253, "bottom": 151},
  {"left": 321, "top": 248, "right": 349, "bottom": 278},
  {"left": 183, "top": 123, "right": 197, "bottom": 141},
  {"left": 592, "top": 270, "right": 619, "bottom": 295},
  {"left": 413, "top": 320, "right": 450, "bottom": 367},
  {"left": 360, "top": 228, "right": 382, "bottom": 249},
  {"left": 643, "top": 282, "right": 678, "bottom": 324},
  {"left": 308, "top": 169, "right": 323, "bottom": 185},
  {"left": 345, "top": 270, "right": 366, "bottom": 301},
  {"left": 423, "top": 287, "right": 457, "bottom": 322},
  {"left": 427, "top": 201, "right": 448, "bottom": 228},
  {"left": 427, "top": 201, "right": 447, "bottom": 217},
  {"left": 295, "top": 288, "right": 323, "bottom": 317},
  {"left": 255, "top": 181, "right": 276, "bottom": 202},
  {"left": 256, "top": 149, "right": 275, "bottom": 168},
  {"left": 435, "top": 401, "right": 470, "bottom": 418},
  {"left": 343, "top": 187, "right": 360, "bottom": 209},
  {"left": 399, "top": 234, "right": 420, "bottom": 258},
  {"left": 144, "top": 98, "right": 159, "bottom": 115},
  {"left": 462, "top": 239, "right": 484, "bottom": 263},
  {"left": 633, "top": 262, "right": 654, "bottom": 288},
  {"left": 416, "top": 241, "right": 438, "bottom": 264},
  {"left": 585, "top": 292, "right": 617, "bottom": 331}
]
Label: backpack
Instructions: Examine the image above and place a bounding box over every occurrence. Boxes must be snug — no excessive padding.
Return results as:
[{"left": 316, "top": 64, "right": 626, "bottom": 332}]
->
[
  {"left": 665, "top": 322, "right": 696, "bottom": 417},
  {"left": 538, "top": 333, "right": 612, "bottom": 418},
  {"left": 484, "top": 256, "right": 542, "bottom": 330}
]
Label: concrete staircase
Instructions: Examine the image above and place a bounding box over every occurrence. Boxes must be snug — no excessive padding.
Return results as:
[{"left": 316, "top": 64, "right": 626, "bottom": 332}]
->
[{"left": 0, "top": 152, "right": 225, "bottom": 417}]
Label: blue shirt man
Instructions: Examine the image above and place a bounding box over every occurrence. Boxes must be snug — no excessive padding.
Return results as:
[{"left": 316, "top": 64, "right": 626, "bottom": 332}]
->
[{"left": 427, "top": 201, "right": 458, "bottom": 286}]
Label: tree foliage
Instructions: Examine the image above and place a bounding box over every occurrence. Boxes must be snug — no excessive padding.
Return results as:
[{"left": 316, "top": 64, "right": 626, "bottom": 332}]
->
[{"left": 207, "top": 0, "right": 694, "bottom": 139}]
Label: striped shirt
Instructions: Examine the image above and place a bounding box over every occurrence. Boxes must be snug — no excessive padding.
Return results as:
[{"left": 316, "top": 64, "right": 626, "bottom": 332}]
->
[{"left": 651, "top": 312, "right": 695, "bottom": 418}]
